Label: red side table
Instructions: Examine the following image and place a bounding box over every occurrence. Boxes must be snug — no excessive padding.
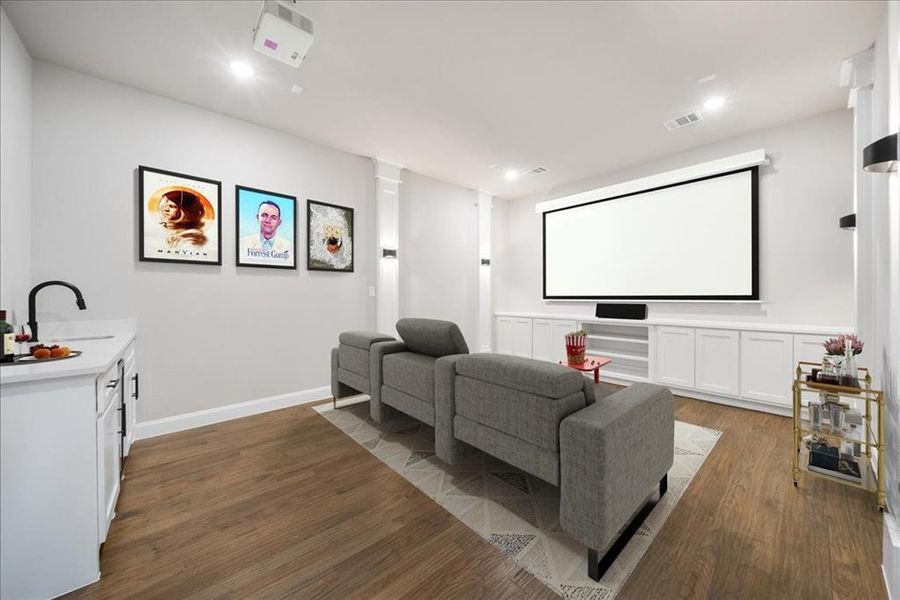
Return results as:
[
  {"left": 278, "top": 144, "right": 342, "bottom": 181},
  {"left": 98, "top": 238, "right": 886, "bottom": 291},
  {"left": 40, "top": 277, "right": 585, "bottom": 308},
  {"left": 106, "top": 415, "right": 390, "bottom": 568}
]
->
[{"left": 559, "top": 356, "right": 612, "bottom": 383}]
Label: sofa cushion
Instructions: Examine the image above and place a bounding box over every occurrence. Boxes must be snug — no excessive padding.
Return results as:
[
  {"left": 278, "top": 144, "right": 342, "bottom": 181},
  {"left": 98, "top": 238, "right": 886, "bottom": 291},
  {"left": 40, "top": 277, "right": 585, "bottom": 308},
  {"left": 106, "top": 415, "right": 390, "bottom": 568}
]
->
[
  {"left": 456, "top": 353, "right": 583, "bottom": 399},
  {"left": 455, "top": 375, "right": 586, "bottom": 452},
  {"left": 338, "top": 345, "right": 369, "bottom": 378},
  {"left": 396, "top": 318, "right": 469, "bottom": 357},
  {"left": 383, "top": 352, "right": 437, "bottom": 402},
  {"left": 339, "top": 330, "right": 395, "bottom": 350}
]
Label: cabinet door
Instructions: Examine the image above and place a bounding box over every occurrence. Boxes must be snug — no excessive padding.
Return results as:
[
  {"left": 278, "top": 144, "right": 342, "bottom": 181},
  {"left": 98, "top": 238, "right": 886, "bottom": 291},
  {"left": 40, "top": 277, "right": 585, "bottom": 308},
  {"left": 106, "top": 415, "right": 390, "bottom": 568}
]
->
[
  {"left": 532, "top": 319, "right": 554, "bottom": 362},
  {"left": 655, "top": 326, "right": 695, "bottom": 388},
  {"left": 496, "top": 317, "right": 515, "bottom": 355},
  {"left": 793, "top": 334, "right": 830, "bottom": 366},
  {"left": 123, "top": 361, "right": 137, "bottom": 457},
  {"left": 695, "top": 329, "right": 740, "bottom": 396},
  {"left": 740, "top": 331, "right": 793, "bottom": 406},
  {"left": 551, "top": 321, "right": 577, "bottom": 364},
  {"left": 97, "top": 398, "right": 121, "bottom": 543},
  {"left": 513, "top": 318, "right": 533, "bottom": 358}
]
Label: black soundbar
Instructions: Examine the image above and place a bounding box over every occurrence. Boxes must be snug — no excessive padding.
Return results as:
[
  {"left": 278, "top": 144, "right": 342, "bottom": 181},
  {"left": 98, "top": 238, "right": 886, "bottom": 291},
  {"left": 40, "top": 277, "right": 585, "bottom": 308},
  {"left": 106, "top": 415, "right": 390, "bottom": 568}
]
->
[{"left": 595, "top": 303, "right": 648, "bottom": 320}]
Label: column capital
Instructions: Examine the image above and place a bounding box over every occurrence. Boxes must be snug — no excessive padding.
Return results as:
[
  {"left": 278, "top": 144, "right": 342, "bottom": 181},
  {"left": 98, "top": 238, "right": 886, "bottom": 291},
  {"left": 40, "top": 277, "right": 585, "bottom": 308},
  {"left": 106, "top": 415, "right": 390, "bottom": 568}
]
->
[
  {"left": 840, "top": 47, "right": 875, "bottom": 108},
  {"left": 373, "top": 157, "right": 405, "bottom": 183}
]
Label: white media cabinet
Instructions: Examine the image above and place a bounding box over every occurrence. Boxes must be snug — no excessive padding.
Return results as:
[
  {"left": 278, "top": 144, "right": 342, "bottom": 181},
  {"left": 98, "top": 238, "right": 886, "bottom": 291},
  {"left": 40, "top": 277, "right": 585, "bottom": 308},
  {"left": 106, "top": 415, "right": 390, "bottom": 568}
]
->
[{"left": 495, "top": 311, "right": 853, "bottom": 416}]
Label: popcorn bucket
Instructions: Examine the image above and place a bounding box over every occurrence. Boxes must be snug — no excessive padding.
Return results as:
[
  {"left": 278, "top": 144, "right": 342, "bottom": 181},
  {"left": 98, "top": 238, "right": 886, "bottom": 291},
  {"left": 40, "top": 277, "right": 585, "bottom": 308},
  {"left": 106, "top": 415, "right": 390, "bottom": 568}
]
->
[{"left": 565, "top": 333, "right": 587, "bottom": 365}]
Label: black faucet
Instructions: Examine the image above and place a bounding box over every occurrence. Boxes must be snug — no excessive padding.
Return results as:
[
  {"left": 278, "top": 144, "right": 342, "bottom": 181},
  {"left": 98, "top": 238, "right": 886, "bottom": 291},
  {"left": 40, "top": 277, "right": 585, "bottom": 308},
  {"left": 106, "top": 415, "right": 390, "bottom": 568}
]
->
[{"left": 27, "top": 280, "right": 87, "bottom": 342}]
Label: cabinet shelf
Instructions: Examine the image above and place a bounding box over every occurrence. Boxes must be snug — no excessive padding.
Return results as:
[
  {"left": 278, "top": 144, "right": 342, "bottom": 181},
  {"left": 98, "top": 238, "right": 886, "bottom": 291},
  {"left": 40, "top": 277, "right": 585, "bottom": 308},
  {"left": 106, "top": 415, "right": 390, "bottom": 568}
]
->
[
  {"left": 586, "top": 334, "right": 649, "bottom": 344},
  {"left": 586, "top": 350, "right": 649, "bottom": 363}
]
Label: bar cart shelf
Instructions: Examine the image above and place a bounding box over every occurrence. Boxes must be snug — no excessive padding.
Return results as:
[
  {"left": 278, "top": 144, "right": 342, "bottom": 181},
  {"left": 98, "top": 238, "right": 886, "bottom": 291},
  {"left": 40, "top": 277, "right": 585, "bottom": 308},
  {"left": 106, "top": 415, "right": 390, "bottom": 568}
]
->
[{"left": 792, "top": 361, "right": 886, "bottom": 511}]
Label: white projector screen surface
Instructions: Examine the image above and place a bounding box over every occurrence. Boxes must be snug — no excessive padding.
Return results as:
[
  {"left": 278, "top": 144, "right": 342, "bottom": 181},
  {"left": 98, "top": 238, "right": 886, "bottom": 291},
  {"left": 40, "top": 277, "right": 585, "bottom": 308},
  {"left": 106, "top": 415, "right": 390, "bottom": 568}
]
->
[{"left": 543, "top": 168, "right": 757, "bottom": 299}]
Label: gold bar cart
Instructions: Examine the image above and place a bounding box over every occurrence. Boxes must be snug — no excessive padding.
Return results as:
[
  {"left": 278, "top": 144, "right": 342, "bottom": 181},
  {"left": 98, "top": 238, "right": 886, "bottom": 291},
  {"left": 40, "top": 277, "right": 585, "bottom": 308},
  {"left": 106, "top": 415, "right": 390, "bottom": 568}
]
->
[{"left": 792, "top": 361, "right": 886, "bottom": 511}]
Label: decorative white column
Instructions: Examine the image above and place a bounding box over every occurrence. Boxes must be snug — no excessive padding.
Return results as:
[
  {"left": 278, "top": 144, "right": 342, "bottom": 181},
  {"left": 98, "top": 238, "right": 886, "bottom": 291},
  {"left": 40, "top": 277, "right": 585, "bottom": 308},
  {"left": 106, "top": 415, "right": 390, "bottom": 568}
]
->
[
  {"left": 841, "top": 49, "right": 875, "bottom": 367},
  {"left": 477, "top": 190, "right": 493, "bottom": 352},
  {"left": 373, "top": 158, "right": 404, "bottom": 338}
]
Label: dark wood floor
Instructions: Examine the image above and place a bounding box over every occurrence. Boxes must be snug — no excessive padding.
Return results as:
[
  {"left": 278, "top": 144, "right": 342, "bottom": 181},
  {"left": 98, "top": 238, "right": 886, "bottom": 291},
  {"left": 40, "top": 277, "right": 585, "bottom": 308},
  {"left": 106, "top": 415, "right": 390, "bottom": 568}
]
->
[{"left": 66, "top": 396, "right": 886, "bottom": 600}]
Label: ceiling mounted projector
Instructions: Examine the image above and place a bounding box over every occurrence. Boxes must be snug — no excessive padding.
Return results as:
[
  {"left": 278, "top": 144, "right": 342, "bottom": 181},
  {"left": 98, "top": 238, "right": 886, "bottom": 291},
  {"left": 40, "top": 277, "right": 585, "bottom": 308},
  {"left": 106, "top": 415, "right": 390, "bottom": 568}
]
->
[{"left": 253, "top": 0, "right": 314, "bottom": 68}]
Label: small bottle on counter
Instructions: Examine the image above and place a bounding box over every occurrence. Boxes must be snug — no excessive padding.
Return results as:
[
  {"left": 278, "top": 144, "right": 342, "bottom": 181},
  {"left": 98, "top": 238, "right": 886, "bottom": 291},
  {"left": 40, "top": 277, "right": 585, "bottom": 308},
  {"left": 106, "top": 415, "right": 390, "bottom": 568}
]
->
[{"left": 0, "top": 310, "right": 14, "bottom": 363}]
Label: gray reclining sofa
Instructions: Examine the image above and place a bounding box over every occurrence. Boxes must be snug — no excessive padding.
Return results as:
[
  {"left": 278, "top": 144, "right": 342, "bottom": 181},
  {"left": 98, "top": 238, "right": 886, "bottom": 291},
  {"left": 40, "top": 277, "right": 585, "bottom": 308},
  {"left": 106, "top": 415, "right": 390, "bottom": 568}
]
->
[
  {"left": 331, "top": 331, "right": 395, "bottom": 406},
  {"left": 332, "top": 320, "right": 674, "bottom": 581},
  {"left": 368, "top": 317, "right": 469, "bottom": 423}
]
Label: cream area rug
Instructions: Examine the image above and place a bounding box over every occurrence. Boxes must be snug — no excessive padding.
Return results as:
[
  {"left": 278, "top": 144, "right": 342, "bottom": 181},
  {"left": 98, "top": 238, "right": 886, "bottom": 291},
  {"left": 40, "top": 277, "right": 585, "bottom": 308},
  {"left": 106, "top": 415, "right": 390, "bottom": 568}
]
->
[{"left": 315, "top": 400, "right": 721, "bottom": 600}]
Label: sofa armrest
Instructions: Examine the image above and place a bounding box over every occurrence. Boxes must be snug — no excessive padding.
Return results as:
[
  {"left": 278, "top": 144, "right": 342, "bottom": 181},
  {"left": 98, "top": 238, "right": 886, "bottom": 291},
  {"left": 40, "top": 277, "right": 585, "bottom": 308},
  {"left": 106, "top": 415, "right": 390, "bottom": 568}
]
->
[
  {"left": 434, "top": 354, "right": 469, "bottom": 463},
  {"left": 559, "top": 383, "right": 674, "bottom": 552},
  {"left": 369, "top": 341, "right": 408, "bottom": 422}
]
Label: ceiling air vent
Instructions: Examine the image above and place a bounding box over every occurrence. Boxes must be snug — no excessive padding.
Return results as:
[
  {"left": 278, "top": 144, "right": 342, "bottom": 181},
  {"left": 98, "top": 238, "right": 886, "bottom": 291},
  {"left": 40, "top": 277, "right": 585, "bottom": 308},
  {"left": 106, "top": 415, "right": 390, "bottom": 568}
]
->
[
  {"left": 527, "top": 166, "right": 549, "bottom": 176},
  {"left": 664, "top": 110, "right": 703, "bottom": 131}
]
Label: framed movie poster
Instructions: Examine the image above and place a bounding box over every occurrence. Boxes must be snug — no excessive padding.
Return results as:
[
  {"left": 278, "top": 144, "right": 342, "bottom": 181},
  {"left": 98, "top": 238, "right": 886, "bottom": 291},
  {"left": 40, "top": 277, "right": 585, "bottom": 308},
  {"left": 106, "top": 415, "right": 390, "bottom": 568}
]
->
[
  {"left": 139, "top": 166, "right": 222, "bottom": 265},
  {"left": 307, "top": 200, "right": 354, "bottom": 272},
  {"left": 236, "top": 186, "right": 297, "bottom": 269}
]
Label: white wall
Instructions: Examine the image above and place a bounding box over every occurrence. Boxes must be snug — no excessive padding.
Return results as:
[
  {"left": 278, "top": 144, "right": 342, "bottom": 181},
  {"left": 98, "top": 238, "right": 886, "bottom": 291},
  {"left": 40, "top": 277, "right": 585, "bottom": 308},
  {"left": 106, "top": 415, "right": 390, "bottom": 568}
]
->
[
  {"left": 496, "top": 110, "right": 855, "bottom": 327},
  {"left": 868, "top": 4, "right": 899, "bottom": 594},
  {"left": 30, "top": 62, "right": 377, "bottom": 422},
  {"left": 399, "top": 171, "right": 479, "bottom": 348},
  {"left": 0, "top": 8, "right": 32, "bottom": 323}
]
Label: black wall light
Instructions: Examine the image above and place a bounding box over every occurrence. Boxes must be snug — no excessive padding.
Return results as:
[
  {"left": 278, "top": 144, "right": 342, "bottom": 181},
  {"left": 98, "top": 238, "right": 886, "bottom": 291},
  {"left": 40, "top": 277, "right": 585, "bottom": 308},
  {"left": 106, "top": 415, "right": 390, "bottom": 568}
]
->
[
  {"left": 863, "top": 133, "right": 898, "bottom": 173},
  {"left": 382, "top": 248, "right": 397, "bottom": 258},
  {"left": 839, "top": 213, "right": 856, "bottom": 230},
  {"left": 480, "top": 258, "right": 491, "bottom": 266}
]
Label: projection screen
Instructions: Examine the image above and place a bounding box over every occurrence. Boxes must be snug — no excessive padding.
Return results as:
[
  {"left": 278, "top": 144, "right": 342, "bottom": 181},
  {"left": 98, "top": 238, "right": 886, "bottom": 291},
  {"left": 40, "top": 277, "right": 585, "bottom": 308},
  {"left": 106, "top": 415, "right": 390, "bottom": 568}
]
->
[{"left": 543, "top": 167, "right": 758, "bottom": 300}]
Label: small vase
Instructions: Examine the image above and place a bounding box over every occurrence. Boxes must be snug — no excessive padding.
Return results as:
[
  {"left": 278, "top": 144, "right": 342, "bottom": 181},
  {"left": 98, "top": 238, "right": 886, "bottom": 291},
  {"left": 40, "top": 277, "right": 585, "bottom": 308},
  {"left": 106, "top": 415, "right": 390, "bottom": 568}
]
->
[
  {"left": 821, "top": 354, "right": 842, "bottom": 384},
  {"left": 839, "top": 353, "right": 857, "bottom": 387}
]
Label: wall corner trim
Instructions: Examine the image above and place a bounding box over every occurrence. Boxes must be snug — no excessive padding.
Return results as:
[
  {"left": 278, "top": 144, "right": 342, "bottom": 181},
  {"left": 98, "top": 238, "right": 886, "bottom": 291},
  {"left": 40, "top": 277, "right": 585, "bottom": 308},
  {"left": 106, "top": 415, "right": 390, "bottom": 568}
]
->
[{"left": 133, "top": 386, "right": 331, "bottom": 440}]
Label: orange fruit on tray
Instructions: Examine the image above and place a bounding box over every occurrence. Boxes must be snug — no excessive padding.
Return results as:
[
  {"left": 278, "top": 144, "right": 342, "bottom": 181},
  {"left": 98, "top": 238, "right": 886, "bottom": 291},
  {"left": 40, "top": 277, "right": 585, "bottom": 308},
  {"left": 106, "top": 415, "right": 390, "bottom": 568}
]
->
[
  {"left": 33, "top": 348, "right": 52, "bottom": 359},
  {"left": 50, "top": 347, "right": 70, "bottom": 358}
]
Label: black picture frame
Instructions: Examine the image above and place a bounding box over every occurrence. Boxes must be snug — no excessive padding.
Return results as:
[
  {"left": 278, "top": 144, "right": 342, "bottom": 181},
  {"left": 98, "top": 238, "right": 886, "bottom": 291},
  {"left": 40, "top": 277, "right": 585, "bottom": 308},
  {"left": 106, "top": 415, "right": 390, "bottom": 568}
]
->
[
  {"left": 307, "top": 199, "right": 354, "bottom": 272},
  {"left": 542, "top": 166, "right": 760, "bottom": 301},
  {"left": 138, "top": 165, "right": 222, "bottom": 265},
  {"left": 235, "top": 185, "right": 298, "bottom": 270}
]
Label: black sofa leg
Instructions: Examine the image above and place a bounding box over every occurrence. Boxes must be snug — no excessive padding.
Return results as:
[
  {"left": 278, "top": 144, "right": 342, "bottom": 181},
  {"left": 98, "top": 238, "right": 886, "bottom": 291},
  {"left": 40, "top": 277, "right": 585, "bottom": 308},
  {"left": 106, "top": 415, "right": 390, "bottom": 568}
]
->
[{"left": 587, "top": 473, "right": 668, "bottom": 582}]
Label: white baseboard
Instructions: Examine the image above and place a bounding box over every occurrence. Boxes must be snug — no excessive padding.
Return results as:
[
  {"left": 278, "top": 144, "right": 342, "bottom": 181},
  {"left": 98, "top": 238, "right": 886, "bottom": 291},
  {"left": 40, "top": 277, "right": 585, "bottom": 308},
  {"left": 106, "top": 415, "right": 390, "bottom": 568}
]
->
[
  {"left": 133, "top": 386, "right": 331, "bottom": 440},
  {"left": 885, "top": 513, "right": 900, "bottom": 600}
]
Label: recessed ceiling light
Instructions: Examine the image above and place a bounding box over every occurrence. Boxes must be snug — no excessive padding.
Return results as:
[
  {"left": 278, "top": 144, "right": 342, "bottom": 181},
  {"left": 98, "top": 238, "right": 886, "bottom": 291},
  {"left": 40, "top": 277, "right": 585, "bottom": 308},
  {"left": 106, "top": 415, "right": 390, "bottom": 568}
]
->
[
  {"left": 290, "top": 84, "right": 304, "bottom": 95},
  {"left": 230, "top": 60, "right": 255, "bottom": 79},
  {"left": 703, "top": 96, "right": 726, "bottom": 111},
  {"left": 504, "top": 169, "right": 520, "bottom": 181}
]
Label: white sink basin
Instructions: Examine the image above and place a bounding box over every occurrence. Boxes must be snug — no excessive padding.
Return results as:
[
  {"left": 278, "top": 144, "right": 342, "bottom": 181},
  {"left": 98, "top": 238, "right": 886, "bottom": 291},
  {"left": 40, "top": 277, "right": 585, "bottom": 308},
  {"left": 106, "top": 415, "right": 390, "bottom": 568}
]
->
[{"left": 41, "top": 335, "right": 114, "bottom": 342}]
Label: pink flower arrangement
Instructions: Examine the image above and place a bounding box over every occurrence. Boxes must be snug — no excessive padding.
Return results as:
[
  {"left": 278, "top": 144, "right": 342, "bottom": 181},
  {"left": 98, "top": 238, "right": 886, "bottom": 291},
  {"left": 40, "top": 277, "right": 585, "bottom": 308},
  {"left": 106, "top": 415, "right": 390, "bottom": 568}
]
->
[{"left": 823, "top": 334, "right": 864, "bottom": 356}]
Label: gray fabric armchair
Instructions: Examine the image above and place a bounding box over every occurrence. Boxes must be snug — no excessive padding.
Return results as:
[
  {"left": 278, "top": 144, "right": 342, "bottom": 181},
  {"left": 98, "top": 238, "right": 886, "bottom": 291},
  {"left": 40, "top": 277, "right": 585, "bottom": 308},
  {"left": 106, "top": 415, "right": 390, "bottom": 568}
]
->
[
  {"left": 369, "top": 318, "right": 469, "bottom": 424},
  {"left": 330, "top": 331, "right": 395, "bottom": 407},
  {"left": 433, "top": 353, "right": 674, "bottom": 582}
]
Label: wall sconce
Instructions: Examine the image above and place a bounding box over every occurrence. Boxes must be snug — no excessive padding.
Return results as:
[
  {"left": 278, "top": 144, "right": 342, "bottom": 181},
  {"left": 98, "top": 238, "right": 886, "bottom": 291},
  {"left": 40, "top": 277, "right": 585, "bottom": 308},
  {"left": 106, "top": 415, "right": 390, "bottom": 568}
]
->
[
  {"left": 839, "top": 213, "right": 856, "bottom": 230},
  {"left": 382, "top": 248, "right": 397, "bottom": 258},
  {"left": 480, "top": 258, "right": 491, "bottom": 266},
  {"left": 863, "top": 133, "right": 897, "bottom": 173}
]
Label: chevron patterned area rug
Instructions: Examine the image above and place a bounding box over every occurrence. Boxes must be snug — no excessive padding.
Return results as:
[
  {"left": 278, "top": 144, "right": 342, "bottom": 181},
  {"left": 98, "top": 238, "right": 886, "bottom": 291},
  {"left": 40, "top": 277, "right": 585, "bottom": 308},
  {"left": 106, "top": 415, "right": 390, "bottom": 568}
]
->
[{"left": 315, "top": 401, "right": 721, "bottom": 599}]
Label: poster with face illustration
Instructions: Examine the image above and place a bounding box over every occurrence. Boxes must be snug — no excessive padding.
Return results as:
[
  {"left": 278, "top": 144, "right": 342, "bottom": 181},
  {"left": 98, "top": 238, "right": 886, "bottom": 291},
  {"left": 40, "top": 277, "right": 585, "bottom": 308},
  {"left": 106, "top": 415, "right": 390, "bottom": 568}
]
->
[
  {"left": 307, "top": 199, "right": 354, "bottom": 272},
  {"left": 138, "top": 166, "right": 222, "bottom": 264},
  {"left": 236, "top": 186, "right": 297, "bottom": 269}
]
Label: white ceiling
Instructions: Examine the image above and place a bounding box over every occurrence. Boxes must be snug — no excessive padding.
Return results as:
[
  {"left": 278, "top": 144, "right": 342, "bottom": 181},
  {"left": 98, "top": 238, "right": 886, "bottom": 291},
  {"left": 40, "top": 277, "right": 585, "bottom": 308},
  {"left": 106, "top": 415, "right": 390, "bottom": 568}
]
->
[{"left": 2, "top": 0, "right": 884, "bottom": 199}]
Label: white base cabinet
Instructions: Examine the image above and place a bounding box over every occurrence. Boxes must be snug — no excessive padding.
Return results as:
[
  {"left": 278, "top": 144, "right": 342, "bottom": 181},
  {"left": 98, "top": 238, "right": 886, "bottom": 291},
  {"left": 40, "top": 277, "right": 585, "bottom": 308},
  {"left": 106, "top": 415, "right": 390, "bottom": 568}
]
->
[
  {"left": 740, "top": 331, "right": 794, "bottom": 407},
  {"left": 1, "top": 336, "right": 137, "bottom": 599},
  {"left": 655, "top": 327, "right": 696, "bottom": 388},
  {"left": 495, "top": 313, "right": 850, "bottom": 416},
  {"left": 694, "top": 329, "right": 740, "bottom": 396}
]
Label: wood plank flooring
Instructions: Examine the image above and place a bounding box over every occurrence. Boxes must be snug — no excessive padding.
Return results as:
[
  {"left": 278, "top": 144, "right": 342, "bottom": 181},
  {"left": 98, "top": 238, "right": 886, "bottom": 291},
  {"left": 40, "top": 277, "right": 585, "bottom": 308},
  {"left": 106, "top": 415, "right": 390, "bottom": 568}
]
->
[{"left": 66, "top": 396, "right": 886, "bottom": 600}]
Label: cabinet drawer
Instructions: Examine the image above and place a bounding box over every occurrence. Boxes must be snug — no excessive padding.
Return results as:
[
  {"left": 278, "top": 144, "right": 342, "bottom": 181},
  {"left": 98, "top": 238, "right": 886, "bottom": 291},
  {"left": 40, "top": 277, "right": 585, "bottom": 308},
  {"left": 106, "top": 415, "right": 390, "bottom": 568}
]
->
[{"left": 96, "top": 361, "right": 121, "bottom": 414}]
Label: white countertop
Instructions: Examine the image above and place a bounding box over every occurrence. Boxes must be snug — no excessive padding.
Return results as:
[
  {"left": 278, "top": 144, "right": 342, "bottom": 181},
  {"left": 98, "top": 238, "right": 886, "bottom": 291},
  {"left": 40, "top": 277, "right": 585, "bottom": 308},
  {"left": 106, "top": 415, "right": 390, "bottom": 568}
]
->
[{"left": 1, "top": 320, "right": 136, "bottom": 385}]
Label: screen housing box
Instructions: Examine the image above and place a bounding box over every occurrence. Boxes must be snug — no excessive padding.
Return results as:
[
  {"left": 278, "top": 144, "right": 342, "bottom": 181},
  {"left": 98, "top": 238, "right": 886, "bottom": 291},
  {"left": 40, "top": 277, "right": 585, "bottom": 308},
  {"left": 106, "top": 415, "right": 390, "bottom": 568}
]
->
[{"left": 542, "top": 166, "right": 759, "bottom": 301}]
